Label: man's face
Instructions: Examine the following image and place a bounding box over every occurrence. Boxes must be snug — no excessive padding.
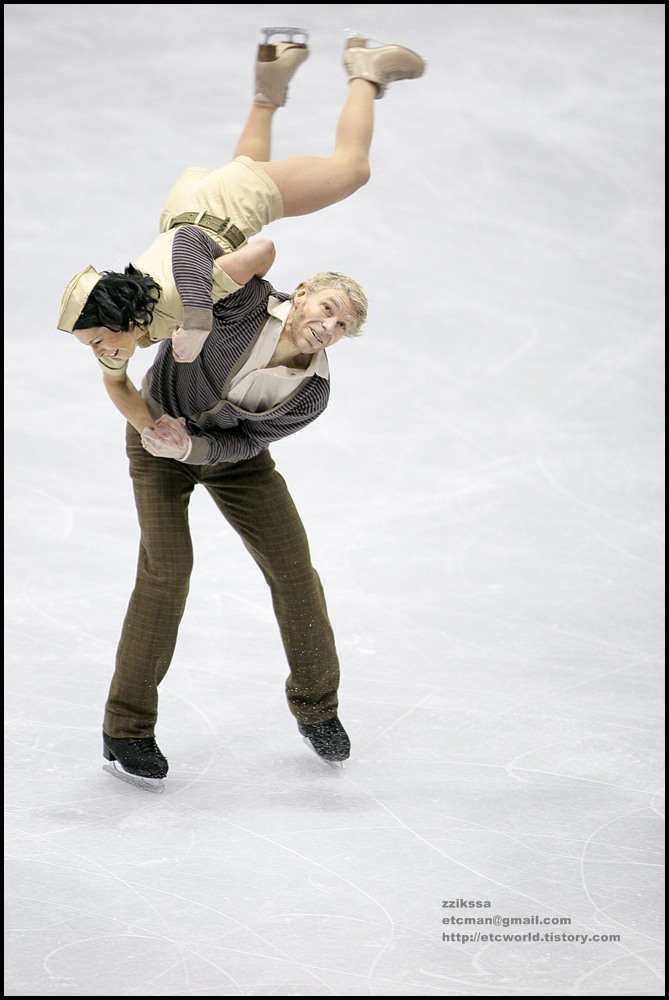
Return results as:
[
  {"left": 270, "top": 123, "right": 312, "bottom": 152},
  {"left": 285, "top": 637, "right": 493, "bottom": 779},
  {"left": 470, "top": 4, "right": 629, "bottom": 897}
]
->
[
  {"left": 284, "top": 287, "right": 357, "bottom": 356},
  {"left": 73, "top": 326, "right": 138, "bottom": 361}
]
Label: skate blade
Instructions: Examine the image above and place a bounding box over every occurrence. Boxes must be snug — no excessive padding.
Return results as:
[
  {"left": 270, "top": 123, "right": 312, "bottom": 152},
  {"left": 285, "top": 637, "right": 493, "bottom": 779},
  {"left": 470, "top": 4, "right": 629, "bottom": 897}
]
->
[
  {"left": 103, "top": 760, "right": 165, "bottom": 793},
  {"left": 260, "top": 26, "right": 309, "bottom": 46},
  {"left": 302, "top": 737, "right": 347, "bottom": 770}
]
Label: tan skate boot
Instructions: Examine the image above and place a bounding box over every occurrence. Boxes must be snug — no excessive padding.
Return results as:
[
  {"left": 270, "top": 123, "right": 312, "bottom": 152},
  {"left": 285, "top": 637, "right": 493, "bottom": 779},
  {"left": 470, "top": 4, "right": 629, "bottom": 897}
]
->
[
  {"left": 255, "top": 27, "right": 309, "bottom": 108},
  {"left": 343, "top": 37, "right": 426, "bottom": 99}
]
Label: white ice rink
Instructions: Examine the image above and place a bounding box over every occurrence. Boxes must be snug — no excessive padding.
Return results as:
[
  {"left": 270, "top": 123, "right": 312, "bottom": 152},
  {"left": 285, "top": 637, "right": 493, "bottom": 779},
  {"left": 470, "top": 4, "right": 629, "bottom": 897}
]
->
[{"left": 4, "top": 4, "right": 665, "bottom": 996}]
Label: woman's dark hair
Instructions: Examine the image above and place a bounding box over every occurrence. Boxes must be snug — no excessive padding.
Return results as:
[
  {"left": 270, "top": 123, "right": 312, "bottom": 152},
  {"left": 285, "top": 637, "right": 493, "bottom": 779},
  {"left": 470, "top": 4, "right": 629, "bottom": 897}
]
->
[{"left": 72, "top": 264, "right": 161, "bottom": 332}]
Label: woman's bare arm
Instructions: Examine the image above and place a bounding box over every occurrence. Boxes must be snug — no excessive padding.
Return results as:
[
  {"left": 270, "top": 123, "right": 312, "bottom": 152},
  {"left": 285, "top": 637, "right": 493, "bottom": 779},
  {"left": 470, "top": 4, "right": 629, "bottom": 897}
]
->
[{"left": 103, "top": 372, "right": 155, "bottom": 433}]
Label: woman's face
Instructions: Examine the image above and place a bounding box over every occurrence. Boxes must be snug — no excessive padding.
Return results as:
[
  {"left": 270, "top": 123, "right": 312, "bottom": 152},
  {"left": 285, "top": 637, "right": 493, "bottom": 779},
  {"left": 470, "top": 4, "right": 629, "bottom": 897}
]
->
[{"left": 73, "top": 326, "right": 139, "bottom": 361}]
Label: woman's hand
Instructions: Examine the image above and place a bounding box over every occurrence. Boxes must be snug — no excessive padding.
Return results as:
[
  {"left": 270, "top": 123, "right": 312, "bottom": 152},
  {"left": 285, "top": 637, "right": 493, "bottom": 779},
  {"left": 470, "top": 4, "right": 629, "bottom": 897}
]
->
[
  {"left": 141, "top": 414, "right": 192, "bottom": 460},
  {"left": 172, "top": 326, "right": 210, "bottom": 363}
]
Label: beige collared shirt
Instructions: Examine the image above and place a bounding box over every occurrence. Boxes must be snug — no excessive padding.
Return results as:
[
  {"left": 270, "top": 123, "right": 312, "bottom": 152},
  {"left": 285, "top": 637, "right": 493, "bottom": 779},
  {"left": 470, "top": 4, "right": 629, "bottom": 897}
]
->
[{"left": 227, "top": 296, "right": 329, "bottom": 412}]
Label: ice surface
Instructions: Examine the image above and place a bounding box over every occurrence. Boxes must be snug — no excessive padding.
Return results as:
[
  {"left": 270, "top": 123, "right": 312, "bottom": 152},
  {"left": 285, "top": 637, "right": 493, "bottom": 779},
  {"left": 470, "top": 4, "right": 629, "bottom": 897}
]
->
[{"left": 4, "top": 3, "right": 664, "bottom": 996}]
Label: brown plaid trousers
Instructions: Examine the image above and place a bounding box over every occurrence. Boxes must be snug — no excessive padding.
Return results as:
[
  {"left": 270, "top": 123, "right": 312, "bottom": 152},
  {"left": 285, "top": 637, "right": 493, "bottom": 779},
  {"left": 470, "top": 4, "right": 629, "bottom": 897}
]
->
[{"left": 103, "top": 424, "right": 340, "bottom": 738}]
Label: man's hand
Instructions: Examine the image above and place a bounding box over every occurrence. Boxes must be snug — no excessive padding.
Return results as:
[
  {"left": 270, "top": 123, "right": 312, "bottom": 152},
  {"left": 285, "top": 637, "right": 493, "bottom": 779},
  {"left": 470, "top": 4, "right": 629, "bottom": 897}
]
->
[
  {"left": 172, "top": 326, "right": 210, "bottom": 363},
  {"left": 141, "top": 414, "right": 192, "bottom": 460}
]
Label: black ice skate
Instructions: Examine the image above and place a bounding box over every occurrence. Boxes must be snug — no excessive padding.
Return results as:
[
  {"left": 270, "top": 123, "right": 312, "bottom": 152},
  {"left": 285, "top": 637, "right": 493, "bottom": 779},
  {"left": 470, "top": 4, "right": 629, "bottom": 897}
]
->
[
  {"left": 298, "top": 716, "right": 351, "bottom": 767},
  {"left": 102, "top": 732, "right": 168, "bottom": 793}
]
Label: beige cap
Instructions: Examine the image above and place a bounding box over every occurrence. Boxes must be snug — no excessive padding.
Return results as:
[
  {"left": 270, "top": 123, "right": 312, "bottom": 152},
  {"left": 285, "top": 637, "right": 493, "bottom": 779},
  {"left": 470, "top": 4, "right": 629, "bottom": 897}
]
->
[{"left": 57, "top": 265, "right": 102, "bottom": 332}]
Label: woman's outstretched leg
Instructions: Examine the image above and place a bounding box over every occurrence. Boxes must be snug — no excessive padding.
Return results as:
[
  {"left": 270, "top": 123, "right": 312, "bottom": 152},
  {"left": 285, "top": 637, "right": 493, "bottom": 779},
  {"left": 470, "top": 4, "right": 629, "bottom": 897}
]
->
[
  {"left": 243, "top": 33, "right": 426, "bottom": 217},
  {"left": 234, "top": 104, "right": 277, "bottom": 163},
  {"left": 234, "top": 32, "right": 309, "bottom": 161},
  {"left": 257, "top": 78, "right": 375, "bottom": 216}
]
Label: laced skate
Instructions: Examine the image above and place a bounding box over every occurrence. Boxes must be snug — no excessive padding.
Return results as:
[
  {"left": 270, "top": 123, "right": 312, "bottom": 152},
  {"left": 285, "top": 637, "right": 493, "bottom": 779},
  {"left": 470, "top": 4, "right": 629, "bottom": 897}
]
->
[
  {"left": 343, "top": 36, "right": 426, "bottom": 98},
  {"left": 102, "top": 733, "right": 168, "bottom": 793},
  {"left": 255, "top": 27, "right": 309, "bottom": 108},
  {"left": 298, "top": 716, "right": 351, "bottom": 768}
]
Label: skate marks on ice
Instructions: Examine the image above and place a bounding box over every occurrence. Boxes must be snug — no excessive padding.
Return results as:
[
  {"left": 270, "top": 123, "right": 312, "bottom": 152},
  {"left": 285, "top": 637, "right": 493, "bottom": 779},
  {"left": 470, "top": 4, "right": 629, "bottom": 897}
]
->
[
  {"left": 4, "top": 696, "right": 664, "bottom": 996},
  {"left": 5, "top": 1, "right": 665, "bottom": 996},
  {"left": 101, "top": 738, "right": 342, "bottom": 796}
]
